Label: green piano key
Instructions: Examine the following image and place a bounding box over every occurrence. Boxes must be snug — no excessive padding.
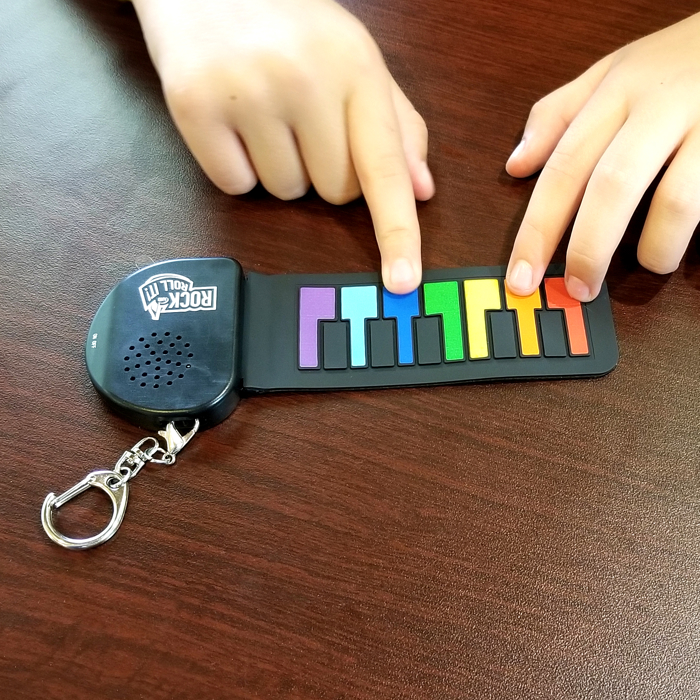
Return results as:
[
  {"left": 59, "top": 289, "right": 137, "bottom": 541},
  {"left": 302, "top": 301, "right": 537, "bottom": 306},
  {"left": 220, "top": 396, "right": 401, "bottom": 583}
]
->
[{"left": 422, "top": 281, "right": 465, "bottom": 361}]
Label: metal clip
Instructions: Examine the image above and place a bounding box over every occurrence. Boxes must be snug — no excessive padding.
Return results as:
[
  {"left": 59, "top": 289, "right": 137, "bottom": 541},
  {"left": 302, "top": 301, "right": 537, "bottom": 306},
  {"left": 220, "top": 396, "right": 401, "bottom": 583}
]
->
[
  {"left": 158, "top": 421, "right": 198, "bottom": 458},
  {"left": 41, "top": 420, "right": 199, "bottom": 550}
]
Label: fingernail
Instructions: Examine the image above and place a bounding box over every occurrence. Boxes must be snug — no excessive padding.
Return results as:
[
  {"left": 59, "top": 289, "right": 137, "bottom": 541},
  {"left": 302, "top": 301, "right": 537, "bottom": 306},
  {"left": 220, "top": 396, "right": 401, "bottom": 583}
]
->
[
  {"left": 507, "top": 259, "right": 533, "bottom": 294},
  {"left": 507, "top": 138, "right": 526, "bottom": 164},
  {"left": 566, "top": 275, "right": 592, "bottom": 302},
  {"left": 389, "top": 258, "right": 418, "bottom": 292}
]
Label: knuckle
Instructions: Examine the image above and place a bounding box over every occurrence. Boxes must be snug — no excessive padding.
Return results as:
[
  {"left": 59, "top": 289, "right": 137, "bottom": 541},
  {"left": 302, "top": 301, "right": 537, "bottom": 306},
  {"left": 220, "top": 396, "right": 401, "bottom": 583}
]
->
[
  {"left": 248, "top": 56, "right": 312, "bottom": 104},
  {"left": 311, "top": 164, "right": 362, "bottom": 205},
  {"left": 363, "top": 150, "right": 406, "bottom": 184},
  {"left": 165, "top": 68, "right": 273, "bottom": 118},
  {"left": 638, "top": 254, "right": 678, "bottom": 275},
  {"left": 519, "top": 217, "right": 549, "bottom": 246},
  {"left": 528, "top": 91, "right": 564, "bottom": 122},
  {"left": 591, "top": 159, "right": 632, "bottom": 196},
  {"left": 543, "top": 148, "right": 578, "bottom": 182},
  {"left": 655, "top": 181, "right": 698, "bottom": 219},
  {"left": 529, "top": 96, "right": 551, "bottom": 120},
  {"left": 267, "top": 179, "right": 310, "bottom": 201},
  {"left": 216, "top": 171, "right": 258, "bottom": 196},
  {"left": 566, "top": 245, "right": 606, "bottom": 276},
  {"left": 345, "top": 30, "right": 384, "bottom": 74},
  {"left": 163, "top": 78, "right": 210, "bottom": 120},
  {"left": 515, "top": 216, "right": 556, "bottom": 255},
  {"left": 317, "top": 184, "right": 361, "bottom": 206},
  {"left": 379, "top": 224, "right": 413, "bottom": 247},
  {"left": 637, "top": 241, "right": 680, "bottom": 275},
  {"left": 409, "top": 110, "right": 428, "bottom": 142},
  {"left": 227, "top": 73, "right": 273, "bottom": 113}
]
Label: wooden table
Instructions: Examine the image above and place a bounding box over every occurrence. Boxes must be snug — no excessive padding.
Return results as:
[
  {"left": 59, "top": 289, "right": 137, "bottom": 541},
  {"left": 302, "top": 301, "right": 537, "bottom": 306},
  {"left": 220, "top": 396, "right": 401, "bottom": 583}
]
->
[{"left": 2, "top": 1, "right": 699, "bottom": 697}]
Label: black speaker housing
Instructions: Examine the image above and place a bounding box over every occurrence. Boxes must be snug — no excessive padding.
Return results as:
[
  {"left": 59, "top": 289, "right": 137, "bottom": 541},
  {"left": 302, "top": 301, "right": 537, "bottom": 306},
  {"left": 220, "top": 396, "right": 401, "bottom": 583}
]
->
[{"left": 86, "top": 258, "right": 243, "bottom": 430}]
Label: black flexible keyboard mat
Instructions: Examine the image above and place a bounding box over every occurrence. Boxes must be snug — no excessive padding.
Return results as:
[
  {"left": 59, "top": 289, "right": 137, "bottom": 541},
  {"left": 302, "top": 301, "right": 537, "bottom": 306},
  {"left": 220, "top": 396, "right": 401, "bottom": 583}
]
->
[{"left": 242, "top": 264, "right": 618, "bottom": 392}]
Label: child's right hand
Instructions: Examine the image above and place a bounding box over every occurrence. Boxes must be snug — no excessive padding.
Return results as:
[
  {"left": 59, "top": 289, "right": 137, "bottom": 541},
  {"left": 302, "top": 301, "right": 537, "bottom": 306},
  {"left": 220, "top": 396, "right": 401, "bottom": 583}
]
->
[
  {"left": 132, "top": 0, "right": 434, "bottom": 294},
  {"left": 505, "top": 11, "right": 700, "bottom": 302}
]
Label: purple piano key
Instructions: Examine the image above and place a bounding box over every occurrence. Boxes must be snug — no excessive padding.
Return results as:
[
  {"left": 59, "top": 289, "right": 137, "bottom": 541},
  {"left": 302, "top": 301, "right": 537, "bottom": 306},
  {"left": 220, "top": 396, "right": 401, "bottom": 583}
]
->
[{"left": 299, "top": 287, "right": 336, "bottom": 368}]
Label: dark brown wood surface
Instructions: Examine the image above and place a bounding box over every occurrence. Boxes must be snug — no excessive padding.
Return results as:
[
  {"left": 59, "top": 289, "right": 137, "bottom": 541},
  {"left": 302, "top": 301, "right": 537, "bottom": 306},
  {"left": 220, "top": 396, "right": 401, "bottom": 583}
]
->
[{"left": 2, "top": 1, "right": 699, "bottom": 698}]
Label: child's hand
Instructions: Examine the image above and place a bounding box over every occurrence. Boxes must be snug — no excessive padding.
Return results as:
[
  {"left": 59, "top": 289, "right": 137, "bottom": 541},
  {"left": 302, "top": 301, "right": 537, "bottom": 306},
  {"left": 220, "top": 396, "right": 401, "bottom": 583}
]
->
[
  {"left": 505, "top": 12, "right": 700, "bottom": 301},
  {"left": 132, "top": 0, "right": 434, "bottom": 294}
]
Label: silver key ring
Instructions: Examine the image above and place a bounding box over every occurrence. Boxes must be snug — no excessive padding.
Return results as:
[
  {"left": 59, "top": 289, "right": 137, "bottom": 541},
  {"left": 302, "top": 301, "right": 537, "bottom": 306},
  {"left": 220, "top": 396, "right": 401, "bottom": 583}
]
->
[
  {"left": 40, "top": 420, "right": 199, "bottom": 550},
  {"left": 41, "top": 470, "right": 130, "bottom": 550}
]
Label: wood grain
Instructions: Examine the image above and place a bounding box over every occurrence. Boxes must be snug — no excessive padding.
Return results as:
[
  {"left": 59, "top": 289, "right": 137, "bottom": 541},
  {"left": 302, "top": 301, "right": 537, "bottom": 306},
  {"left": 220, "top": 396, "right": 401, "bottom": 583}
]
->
[{"left": 1, "top": 1, "right": 699, "bottom": 698}]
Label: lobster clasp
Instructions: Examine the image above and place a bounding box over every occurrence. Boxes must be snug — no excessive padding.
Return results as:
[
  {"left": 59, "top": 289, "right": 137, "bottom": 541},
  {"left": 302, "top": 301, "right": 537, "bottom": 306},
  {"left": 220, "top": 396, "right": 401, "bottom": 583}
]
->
[
  {"left": 157, "top": 420, "right": 199, "bottom": 458},
  {"left": 41, "top": 470, "right": 129, "bottom": 550}
]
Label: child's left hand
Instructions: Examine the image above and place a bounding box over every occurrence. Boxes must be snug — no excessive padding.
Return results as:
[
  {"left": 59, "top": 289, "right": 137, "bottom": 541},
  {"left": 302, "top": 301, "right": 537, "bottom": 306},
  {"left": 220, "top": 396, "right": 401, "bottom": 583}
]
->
[{"left": 505, "top": 12, "right": 700, "bottom": 301}]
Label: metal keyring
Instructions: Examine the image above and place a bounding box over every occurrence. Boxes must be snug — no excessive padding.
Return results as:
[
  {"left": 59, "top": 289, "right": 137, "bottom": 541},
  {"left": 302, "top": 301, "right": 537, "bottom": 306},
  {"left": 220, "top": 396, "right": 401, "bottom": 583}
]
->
[
  {"left": 41, "top": 420, "right": 199, "bottom": 550},
  {"left": 41, "top": 470, "right": 129, "bottom": 550}
]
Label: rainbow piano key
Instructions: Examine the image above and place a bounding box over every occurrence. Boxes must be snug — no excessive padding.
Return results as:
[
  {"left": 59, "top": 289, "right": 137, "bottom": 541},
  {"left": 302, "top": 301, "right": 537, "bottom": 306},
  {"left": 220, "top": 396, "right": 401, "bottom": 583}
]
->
[{"left": 297, "top": 276, "right": 591, "bottom": 370}]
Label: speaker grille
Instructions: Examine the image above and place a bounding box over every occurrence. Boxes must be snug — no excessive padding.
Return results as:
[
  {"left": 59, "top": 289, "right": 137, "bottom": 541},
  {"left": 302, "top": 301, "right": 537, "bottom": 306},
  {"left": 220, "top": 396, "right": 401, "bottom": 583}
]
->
[{"left": 122, "top": 331, "right": 194, "bottom": 389}]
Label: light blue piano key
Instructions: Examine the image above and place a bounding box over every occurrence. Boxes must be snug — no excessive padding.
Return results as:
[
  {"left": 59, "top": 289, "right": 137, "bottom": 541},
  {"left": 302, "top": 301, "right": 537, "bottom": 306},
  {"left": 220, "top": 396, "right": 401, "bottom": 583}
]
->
[{"left": 341, "top": 286, "right": 378, "bottom": 367}]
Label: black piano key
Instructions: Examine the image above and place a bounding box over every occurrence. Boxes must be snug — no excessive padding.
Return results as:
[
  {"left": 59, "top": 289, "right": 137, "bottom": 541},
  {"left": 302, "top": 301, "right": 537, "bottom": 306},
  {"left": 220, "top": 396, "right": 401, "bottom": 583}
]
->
[
  {"left": 489, "top": 311, "right": 518, "bottom": 359},
  {"left": 415, "top": 316, "right": 442, "bottom": 365},
  {"left": 539, "top": 311, "right": 568, "bottom": 357},
  {"left": 370, "top": 320, "right": 396, "bottom": 368},
  {"left": 323, "top": 321, "right": 349, "bottom": 369}
]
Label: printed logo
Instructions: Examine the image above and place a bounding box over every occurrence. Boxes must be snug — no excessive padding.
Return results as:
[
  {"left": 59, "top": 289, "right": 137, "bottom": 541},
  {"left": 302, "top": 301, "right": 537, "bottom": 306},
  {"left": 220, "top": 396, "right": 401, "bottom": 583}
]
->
[{"left": 139, "top": 273, "right": 217, "bottom": 321}]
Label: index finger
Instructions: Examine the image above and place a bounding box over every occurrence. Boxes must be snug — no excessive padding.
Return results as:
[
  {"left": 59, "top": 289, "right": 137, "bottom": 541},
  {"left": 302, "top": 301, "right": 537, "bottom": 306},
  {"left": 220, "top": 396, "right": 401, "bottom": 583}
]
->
[
  {"left": 348, "top": 77, "right": 422, "bottom": 294},
  {"left": 506, "top": 87, "right": 627, "bottom": 297}
]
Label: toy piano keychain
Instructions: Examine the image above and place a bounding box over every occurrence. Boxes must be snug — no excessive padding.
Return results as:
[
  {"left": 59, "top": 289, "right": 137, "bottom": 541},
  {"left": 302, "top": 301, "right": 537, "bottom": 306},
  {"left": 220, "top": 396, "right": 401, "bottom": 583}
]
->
[{"left": 41, "top": 257, "right": 618, "bottom": 549}]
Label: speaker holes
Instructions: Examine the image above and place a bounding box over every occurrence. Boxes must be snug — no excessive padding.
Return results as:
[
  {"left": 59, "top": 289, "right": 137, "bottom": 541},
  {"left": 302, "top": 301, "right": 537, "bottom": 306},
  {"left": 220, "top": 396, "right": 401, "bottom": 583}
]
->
[{"left": 127, "top": 332, "right": 193, "bottom": 390}]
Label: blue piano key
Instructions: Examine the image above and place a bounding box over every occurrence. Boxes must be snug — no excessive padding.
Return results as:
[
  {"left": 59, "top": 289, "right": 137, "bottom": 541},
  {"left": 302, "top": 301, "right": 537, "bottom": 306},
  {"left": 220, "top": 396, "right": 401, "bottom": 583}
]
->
[{"left": 382, "top": 288, "right": 419, "bottom": 365}]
